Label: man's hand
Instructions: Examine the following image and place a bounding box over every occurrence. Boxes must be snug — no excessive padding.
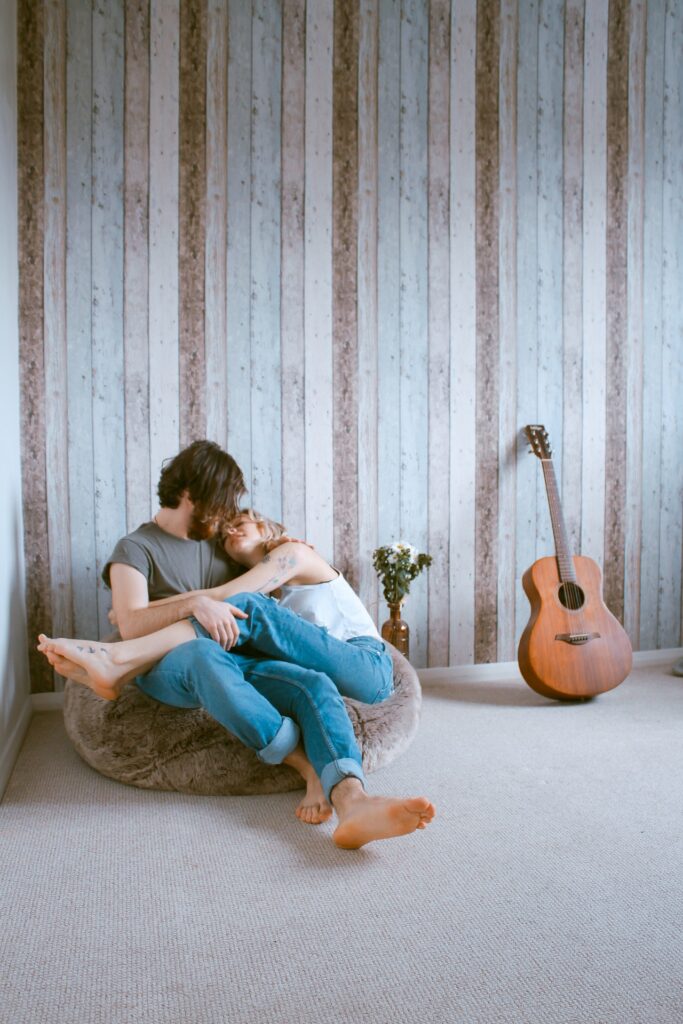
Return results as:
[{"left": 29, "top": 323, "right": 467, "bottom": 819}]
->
[{"left": 192, "top": 595, "right": 248, "bottom": 650}]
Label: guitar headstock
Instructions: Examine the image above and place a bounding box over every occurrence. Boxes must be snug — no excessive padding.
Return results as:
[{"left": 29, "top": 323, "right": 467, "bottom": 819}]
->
[{"left": 524, "top": 424, "right": 552, "bottom": 460}]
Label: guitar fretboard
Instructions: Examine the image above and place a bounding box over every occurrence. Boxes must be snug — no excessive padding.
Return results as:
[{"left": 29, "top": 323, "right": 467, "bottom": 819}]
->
[{"left": 540, "top": 459, "right": 576, "bottom": 583}]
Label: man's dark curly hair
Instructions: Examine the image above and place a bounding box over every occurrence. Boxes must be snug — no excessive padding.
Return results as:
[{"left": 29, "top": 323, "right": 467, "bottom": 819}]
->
[{"left": 157, "top": 440, "right": 246, "bottom": 522}]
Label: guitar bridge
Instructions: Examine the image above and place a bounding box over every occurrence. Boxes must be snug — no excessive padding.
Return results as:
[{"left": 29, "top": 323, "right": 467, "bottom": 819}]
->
[{"left": 555, "top": 632, "right": 601, "bottom": 645}]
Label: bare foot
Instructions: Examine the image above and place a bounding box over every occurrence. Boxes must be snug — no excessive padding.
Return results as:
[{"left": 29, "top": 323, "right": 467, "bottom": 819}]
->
[
  {"left": 41, "top": 647, "right": 90, "bottom": 685},
  {"left": 332, "top": 784, "right": 436, "bottom": 850},
  {"left": 40, "top": 644, "right": 119, "bottom": 700},
  {"left": 37, "top": 635, "right": 124, "bottom": 700},
  {"left": 283, "top": 745, "right": 333, "bottom": 825},
  {"left": 295, "top": 773, "right": 333, "bottom": 825}
]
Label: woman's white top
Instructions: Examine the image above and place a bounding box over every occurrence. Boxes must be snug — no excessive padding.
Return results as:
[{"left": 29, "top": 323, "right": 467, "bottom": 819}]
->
[{"left": 277, "top": 571, "right": 381, "bottom": 642}]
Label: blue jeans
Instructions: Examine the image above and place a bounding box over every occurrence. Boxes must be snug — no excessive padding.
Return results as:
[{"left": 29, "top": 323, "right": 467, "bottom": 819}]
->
[
  {"left": 216, "top": 592, "right": 394, "bottom": 705},
  {"left": 137, "top": 594, "right": 394, "bottom": 801}
]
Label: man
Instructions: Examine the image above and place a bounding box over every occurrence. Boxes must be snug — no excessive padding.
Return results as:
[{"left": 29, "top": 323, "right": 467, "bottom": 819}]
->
[{"left": 93, "top": 440, "right": 434, "bottom": 849}]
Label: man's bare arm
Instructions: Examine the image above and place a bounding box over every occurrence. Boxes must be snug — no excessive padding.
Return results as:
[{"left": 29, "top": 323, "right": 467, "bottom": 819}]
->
[
  {"left": 110, "top": 563, "right": 246, "bottom": 647},
  {"left": 141, "top": 542, "right": 327, "bottom": 610}
]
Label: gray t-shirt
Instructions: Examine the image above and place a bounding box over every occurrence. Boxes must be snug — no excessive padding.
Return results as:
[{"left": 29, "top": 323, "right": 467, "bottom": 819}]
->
[{"left": 102, "top": 522, "right": 242, "bottom": 600}]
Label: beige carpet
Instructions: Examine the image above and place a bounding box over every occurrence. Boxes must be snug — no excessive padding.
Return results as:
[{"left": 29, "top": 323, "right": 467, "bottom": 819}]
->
[{"left": 2, "top": 665, "right": 682, "bottom": 1024}]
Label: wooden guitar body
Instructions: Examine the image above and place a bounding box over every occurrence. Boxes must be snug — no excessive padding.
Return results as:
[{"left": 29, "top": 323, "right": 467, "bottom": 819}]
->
[{"left": 518, "top": 555, "right": 633, "bottom": 701}]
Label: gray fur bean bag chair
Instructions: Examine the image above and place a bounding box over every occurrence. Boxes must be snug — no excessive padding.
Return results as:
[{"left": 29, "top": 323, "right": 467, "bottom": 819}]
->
[{"left": 62, "top": 644, "right": 422, "bottom": 795}]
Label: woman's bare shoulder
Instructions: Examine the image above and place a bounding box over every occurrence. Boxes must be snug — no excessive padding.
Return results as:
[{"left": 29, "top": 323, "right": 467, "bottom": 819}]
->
[{"left": 266, "top": 540, "right": 335, "bottom": 584}]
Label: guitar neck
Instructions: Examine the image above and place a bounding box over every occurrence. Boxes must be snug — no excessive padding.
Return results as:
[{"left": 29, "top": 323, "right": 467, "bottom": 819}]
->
[{"left": 540, "top": 459, "right": 576, "bottom": 582}]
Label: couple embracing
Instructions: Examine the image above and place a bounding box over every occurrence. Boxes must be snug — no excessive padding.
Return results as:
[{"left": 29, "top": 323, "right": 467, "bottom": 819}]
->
[{"left": 39, "top": 440, "right": 436, "bottom": 850}]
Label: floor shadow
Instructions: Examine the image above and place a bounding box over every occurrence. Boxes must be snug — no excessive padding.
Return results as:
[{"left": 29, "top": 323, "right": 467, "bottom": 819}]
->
[{"left": 422, "top": 679, "right": 585, "bottom": 708}]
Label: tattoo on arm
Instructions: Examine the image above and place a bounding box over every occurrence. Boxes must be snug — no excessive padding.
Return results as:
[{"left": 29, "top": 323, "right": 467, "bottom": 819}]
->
[
  {"left": 251, "top": 552, "right": 298, "bottom": 593},
  {"left": 255, "top": 575, "right": 283, "bottom": 593}
]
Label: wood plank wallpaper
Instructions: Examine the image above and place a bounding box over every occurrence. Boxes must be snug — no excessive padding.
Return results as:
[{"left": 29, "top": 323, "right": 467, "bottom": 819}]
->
[{"left": 18, "top": 0, "right": 683, "bottom": 690}]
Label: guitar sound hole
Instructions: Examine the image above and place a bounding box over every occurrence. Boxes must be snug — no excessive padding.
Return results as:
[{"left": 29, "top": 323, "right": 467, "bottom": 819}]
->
[{"left": 558, "top": 582, "right": 585, "bottom": 610}]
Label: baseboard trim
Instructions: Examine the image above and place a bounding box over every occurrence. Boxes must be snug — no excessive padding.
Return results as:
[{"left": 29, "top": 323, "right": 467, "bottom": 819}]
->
[
  {"left": 417, "top": 646, "right": 683, "bottom": 688},
  {"left": 30, "top": 647, "right": 682, "bottom": 712},
  {"left": 632, "top": 646, "right": 683, "bottom": 667},
  {"left": 0, "top": 696, "right": 32, "bottom": 799},
  {"left": 32, "top": 691, "right": 64, "bottom": 710},
  {"left": 418, "top": 660, "right": 523, "bottom": 686}
]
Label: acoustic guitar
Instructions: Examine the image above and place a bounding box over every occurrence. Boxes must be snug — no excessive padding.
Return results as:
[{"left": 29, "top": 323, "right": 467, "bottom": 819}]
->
[{"left": 517, "top": 425, "right": 632, "bottom": 700}]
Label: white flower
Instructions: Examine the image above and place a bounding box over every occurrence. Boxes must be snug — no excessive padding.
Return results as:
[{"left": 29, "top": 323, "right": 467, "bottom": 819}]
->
[{"left": 390, "top": 541, "right": 418, "bottom": 562}]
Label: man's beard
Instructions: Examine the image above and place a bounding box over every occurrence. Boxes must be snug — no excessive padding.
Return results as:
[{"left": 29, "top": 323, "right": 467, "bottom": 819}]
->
[{"left": 187, "top": 510, "right": 219, "bottom": 541}]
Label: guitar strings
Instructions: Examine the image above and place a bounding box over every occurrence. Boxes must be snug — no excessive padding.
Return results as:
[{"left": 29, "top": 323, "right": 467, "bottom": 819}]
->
[{"left": 533, "top": 434, "right": 585, "bottom": 627}]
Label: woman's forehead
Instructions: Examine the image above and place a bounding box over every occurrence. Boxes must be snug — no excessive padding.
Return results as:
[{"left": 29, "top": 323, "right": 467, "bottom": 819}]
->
[{"left": 229, "top": 513, "right": 254, "bottom": 526}]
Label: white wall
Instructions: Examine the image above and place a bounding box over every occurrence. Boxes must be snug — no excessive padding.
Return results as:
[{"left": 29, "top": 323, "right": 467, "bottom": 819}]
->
[{"left": 0, "top": 0, "right": 31, "bottom": 797}]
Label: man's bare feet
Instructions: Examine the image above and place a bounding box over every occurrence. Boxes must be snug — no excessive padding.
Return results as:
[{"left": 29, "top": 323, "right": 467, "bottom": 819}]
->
[
  {"left": 283, "top": 745, "right": 333, "bottom": 824},
  {"left": 331, "top": 779, "right": 436, "bottom": 849},
  {"left": 37, "top": 635, "right": 126, "bottom": 700}
]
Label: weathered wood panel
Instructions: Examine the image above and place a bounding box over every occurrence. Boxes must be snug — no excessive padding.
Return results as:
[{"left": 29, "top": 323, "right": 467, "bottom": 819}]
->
[
  {"left": 427, "top": 0, "right": 451, "bottom": 666},
  {"left": 250, "top": 0, "right": 282, "bottom": 517},
  {"left": 205, "top": 0, "right": 228, "bottom": 448},
  {"left": 562, "top": 0, "right": 584, "bottom": 559},
  {"left": 536, "top": 0, "right": 564, "bottom": 558},
  {"left": 67, "top": 0, "right": 98, "bottom": 641},
  {"left": 377, "top": 0, "right": 401, "bottom": 554},
  {"left": 123, "top": 0, "right": 151, "bottom": 534},
  {"left": 226, "top": 0, "right": 253, "bottom": 488},
  {"left": 18, "top": 0, "right": 51, "bottom": 692},
  {"left": 148, "top": 0, "right": 180, "bottom": 508},
  {"left": 280, "top": 0, "right": 306, "bottom": 537},
  {"left": 658, "top": 0, "right": 683, "bottom": 648},
  {"left": 639, "top": 0, "right": 665, "bottom": 650},
  {"left": 304, "top": 0, "right": 334, "bottom": 557},
  {"left": 604, "top": 0, "right": 629, "bottom": 623},
  {"left": 449, "top": 0, "right": 477, "bottom": 665},
  {"left": 496, "top": 0, "right": 517, "bottom": 662},
  {"left": 474, "top": 0, "right": 500, "bottom": 663},
  {"left": 400, "top": 0, "right": 429, "bottom": 664},
  {"left": 332, "top": 0, "right": 360, "bottom": 590},
  {"left": 178, "top": 0, "right": 207, "bottom": 448},
  {"left": 514, "top": 0, "right": 539, "bottom": 647},
  {"left": 357, "top": 0, "right": 379, "bottom": 622},
  {"left": 44, "top": 0, "right": 72, "bottom": 667},
  {"left": 623, "top": 0, "right": 645, "bottom": 648},
  {"left": 580, "top": 0, "right": 608, "bottom": 567},
  {"left": 91, "top": 0, "right": 126, "bottom": 637}
]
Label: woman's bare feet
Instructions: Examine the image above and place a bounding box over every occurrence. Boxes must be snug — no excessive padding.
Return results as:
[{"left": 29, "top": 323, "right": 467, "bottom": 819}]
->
[
  {"left": 331, "top": 778, "right": 436, "bottom": 849},
  {"left": 40, "top": 645, "right": 90, "bottom": 684},
  {"left": 37, "top": 635, "right": 129, "bottom": 699},
  {"left": 283, "top": 746, "right": 333, "bottom": 824},
  {"left": 295, "top": 773, "right": 333, "bottom": 825}
]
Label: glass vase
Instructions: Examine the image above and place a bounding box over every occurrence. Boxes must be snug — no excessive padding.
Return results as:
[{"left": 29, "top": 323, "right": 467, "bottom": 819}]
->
[{"left": 381, "top": 601, "right": 410, "bottom": 659}]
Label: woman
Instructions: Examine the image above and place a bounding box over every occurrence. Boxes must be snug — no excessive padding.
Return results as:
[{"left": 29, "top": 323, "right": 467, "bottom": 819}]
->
[{"left": 39, "top": 510, "right": 435, "bottom": 849}]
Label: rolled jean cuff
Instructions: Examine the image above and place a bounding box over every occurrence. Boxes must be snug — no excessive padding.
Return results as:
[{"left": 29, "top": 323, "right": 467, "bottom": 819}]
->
[
  {"left": 320, "top": 758, "right": 366, "bottom": 803},
  {"left": 258, "top": 716, "right": 300, "bottom": 765}
]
